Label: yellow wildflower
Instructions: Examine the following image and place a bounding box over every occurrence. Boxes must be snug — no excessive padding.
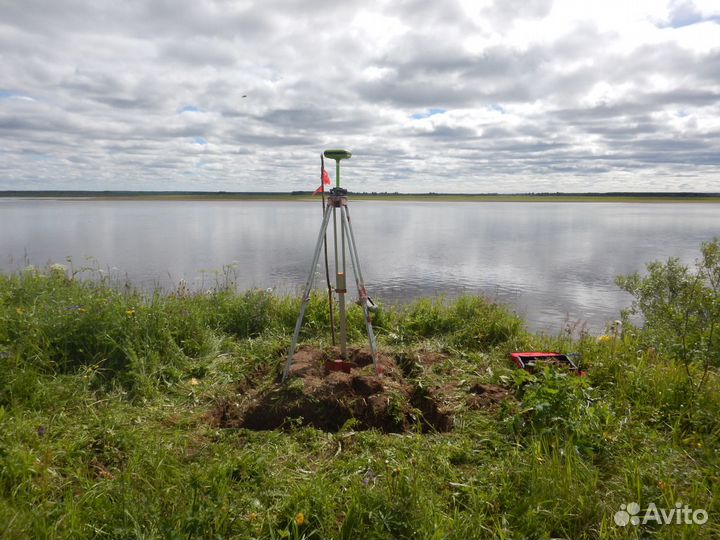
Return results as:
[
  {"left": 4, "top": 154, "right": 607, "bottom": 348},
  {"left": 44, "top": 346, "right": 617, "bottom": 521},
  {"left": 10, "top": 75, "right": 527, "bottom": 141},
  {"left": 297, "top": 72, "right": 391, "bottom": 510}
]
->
[
  {"left": 597, "top": 335, "right": 612, "bottom": 343},
  {"left": 126, "top": 309, "right": 135, "bottom": 317},
  {"left": 247, "top": 512, "right": 258, "bottom": 522},
  {"left": 16, "top": 307, "right": 25, "bottom": 314},
  {"left": 294, "top": 512, "right": 305, "bottom": 526}
]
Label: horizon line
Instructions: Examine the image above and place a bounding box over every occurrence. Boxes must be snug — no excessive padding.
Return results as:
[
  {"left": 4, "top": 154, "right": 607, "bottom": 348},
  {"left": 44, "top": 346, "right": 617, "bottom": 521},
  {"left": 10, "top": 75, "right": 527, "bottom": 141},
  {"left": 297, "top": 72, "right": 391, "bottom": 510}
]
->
[{"left": 1, "top": 190, "right": 719, "bottom": 197}]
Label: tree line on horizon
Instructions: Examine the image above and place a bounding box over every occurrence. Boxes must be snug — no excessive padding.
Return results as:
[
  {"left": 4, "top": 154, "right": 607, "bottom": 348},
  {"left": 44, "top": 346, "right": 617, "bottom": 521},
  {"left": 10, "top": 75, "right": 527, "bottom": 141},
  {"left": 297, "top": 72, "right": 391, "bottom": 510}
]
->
[{"left": 1, "top": 190, "right": 718, "bottom": 198}]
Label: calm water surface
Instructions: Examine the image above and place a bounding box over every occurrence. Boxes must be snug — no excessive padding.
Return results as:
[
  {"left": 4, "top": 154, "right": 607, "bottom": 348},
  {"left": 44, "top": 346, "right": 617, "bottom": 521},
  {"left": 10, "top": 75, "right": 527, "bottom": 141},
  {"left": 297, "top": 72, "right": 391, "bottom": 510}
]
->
[{"left": 1, "top": 199, "right": 718, "bottom": 334}]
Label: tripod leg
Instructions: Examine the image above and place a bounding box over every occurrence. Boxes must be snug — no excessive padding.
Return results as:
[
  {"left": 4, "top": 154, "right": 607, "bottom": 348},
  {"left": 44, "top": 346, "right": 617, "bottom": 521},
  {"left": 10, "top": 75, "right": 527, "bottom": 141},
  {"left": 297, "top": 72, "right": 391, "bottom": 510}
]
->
[
  {"left": 321, "top": 199, "right": 336, "bottom": 346},
  {"left": 344, "top": 205, "right": 369, "bottom": 287},
  {"left": 332, "top": 207, "right": 340, "bottom": 348},
  {"left": 283, "top": 204, "right": 334, "bottom": 382},
  {"left": 340, "top": 206, "right": 380, "bottom": 376},
  {"left": 338, "top": 205, "right": 348, "bottom": 359}
]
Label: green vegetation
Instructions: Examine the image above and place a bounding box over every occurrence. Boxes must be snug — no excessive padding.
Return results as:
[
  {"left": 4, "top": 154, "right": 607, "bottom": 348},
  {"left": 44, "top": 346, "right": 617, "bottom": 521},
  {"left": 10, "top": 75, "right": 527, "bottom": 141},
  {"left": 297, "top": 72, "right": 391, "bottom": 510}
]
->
[{"left": 1, "top": 241, "right": 719, "bottom": 539}]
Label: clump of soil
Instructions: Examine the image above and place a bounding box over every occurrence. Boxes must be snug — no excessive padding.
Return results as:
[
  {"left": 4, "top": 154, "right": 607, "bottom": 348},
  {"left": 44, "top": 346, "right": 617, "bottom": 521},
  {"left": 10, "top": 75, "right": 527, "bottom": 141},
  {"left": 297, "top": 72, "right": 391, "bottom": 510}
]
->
[
  {"left": 208, "top": 346, "right": 511, "bottom": 434},
  {"left": 467, "top": 383, "right": 512, "bottom": 410},
  {"left": 410, "top": 386, "right": 454, "bottom": 432},
  {"left": 210, "top": 346, "right": 416, "bottom": 432}
]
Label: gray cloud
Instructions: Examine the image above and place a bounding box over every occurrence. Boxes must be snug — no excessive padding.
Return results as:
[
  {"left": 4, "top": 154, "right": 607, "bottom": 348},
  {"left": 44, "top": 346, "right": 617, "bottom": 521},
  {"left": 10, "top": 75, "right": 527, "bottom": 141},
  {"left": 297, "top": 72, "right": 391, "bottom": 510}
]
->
[{"left": 0, "top": 0, "right": 719, "bottom": 192}]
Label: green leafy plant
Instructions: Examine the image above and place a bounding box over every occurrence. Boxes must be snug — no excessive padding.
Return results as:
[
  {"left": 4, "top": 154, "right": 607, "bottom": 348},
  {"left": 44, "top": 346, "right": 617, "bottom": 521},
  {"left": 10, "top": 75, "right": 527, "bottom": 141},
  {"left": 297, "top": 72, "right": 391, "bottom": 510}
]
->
[
  {"left": 616, "top": 237, "right": 720, "bottom": 391},
  {"left": 508, "top": 368, "right": 615, "bottom": 455}
]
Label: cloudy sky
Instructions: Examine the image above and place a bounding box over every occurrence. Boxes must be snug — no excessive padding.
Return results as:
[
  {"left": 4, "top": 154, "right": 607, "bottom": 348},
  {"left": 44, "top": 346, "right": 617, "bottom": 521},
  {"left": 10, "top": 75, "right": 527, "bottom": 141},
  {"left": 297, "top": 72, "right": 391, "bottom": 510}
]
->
[{"left": 1, "top": 0, "right": 719, "bottom": 193}]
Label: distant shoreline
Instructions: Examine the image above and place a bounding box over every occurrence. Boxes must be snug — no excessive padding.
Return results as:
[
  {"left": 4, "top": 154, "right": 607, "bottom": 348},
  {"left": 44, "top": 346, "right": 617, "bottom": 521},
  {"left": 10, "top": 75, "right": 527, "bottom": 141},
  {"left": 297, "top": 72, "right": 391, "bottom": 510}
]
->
[{"left": 1, "top": 191, "right": 720, "bottom": 203}]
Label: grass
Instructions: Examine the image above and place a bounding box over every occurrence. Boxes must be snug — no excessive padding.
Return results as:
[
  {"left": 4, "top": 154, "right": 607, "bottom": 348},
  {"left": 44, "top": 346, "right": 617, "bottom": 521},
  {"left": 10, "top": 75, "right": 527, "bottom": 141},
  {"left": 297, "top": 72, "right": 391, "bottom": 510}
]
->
[{"left": 1, "top": 265, "right": 719, "bottom": 539}]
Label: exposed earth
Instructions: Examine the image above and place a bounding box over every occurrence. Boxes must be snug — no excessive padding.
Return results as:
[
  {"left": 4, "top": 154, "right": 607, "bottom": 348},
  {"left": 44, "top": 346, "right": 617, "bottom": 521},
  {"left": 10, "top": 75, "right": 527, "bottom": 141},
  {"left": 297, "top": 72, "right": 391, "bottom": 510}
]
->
[{"left": 209, "top": 346, "right": 512, "bottom": 433}]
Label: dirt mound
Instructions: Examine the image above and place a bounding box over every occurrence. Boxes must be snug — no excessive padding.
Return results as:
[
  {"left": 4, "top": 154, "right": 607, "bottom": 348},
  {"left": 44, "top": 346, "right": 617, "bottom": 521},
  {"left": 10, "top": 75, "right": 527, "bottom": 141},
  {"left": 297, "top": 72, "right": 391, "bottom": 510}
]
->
[
  {"left": 467, "top": 383, "right": 512, "bottom": 410},
  {"left": 207, "top": 347, "right": 512, "bottom": 434},
  {"left": 287, "top": 346, "right": 399, "bottom": 379},
  {"left": 209, "top": 346, "right": 445, "bottom": 433}
]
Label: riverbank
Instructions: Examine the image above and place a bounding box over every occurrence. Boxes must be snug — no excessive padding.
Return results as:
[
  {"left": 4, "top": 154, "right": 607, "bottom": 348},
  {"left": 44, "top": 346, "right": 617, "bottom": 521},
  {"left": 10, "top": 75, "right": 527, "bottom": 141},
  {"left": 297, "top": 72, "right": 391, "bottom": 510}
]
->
[
  {"left": 2, "top": 191, "right": 720, "bottom": 203},
  {"left": 1, "top": 261, "right": 718, "bottom": 539}
]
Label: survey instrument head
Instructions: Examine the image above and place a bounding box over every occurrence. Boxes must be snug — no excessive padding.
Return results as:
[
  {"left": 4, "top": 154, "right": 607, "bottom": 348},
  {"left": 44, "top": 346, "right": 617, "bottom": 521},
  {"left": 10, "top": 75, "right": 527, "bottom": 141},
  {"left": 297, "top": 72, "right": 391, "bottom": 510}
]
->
[
  {"left": 323, "top": 149, "right": 352, "bottom": 161},
  {"left": 324, "top": 149, "right": 352, "bottom": 188}
]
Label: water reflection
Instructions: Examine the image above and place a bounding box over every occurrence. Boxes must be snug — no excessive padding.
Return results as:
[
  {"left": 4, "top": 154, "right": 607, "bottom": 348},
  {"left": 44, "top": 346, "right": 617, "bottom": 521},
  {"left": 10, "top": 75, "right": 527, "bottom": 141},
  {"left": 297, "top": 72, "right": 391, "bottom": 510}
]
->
[{"left": 1, "top": 198, "right": 718, "bottom": 334}]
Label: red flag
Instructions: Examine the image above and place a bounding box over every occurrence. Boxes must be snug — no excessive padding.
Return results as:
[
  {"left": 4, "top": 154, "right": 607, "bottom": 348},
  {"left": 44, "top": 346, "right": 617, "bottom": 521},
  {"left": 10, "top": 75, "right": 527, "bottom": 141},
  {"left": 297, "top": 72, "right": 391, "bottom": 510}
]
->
[{"left": 313, "top": 167, "right": 331, "bottom": 195}]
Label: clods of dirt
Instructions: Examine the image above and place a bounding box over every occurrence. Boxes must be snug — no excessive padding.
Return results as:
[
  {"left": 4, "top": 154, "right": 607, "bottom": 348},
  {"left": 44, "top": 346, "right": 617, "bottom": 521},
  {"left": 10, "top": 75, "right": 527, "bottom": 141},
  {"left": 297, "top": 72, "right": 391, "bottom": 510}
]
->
[
  {"left": 410, "top": 386, "right": 454, "bottom": 432},
  {"left": 208, "top": 346, "right": 512, "bottom": 434},
  {"left": 210, "top": 346, "right": 416, "bottom": 433},
  {"left": 467, "top": 383, "right": 512, "bottom": 410}
]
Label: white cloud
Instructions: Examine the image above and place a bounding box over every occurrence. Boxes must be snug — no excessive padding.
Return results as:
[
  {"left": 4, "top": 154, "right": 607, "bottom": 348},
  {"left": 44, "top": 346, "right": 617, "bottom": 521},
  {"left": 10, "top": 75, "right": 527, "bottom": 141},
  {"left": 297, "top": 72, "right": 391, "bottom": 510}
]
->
[{"left": 0, "top": 0, "right": 718, "bottom": 192}]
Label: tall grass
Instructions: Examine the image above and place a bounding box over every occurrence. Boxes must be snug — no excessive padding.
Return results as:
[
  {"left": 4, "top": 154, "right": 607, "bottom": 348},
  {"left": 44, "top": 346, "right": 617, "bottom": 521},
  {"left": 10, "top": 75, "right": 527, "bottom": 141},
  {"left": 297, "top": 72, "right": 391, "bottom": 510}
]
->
[{"left": 0, "top": 264, "right": 718, "bottom": 539}]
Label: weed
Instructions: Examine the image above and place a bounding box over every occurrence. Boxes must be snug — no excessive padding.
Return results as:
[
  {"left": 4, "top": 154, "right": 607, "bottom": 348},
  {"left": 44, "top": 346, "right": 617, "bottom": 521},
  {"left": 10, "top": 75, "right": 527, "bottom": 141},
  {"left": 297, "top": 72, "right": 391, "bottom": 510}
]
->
[{"left": 0, "top": 251, "right": 718, "bottom": 539}]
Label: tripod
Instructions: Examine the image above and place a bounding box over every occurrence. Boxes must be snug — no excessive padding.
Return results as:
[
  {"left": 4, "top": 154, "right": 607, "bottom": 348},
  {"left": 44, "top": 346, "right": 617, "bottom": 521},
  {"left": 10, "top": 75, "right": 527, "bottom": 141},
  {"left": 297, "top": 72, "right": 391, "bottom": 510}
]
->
[{"left": 282, "top": 150, "right": 379, "bottom": 382}]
